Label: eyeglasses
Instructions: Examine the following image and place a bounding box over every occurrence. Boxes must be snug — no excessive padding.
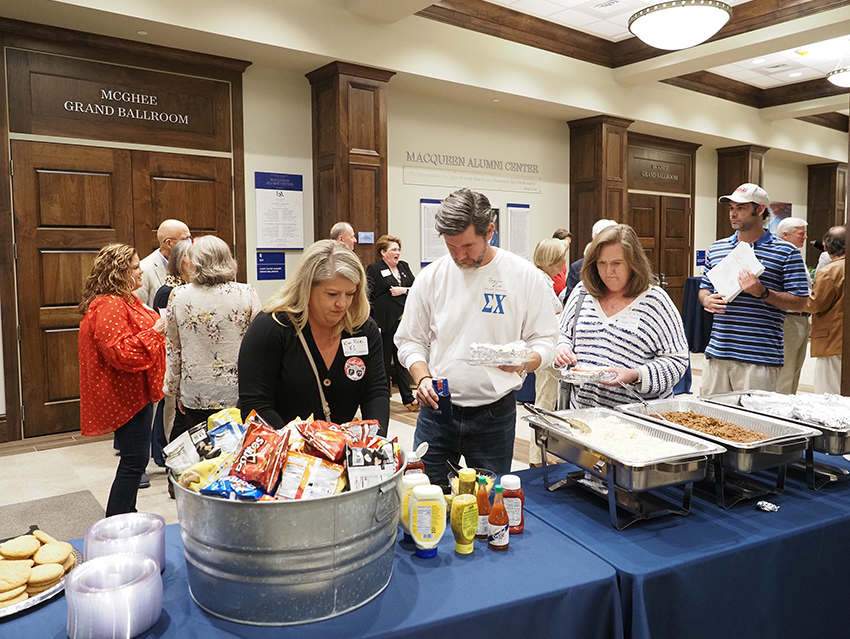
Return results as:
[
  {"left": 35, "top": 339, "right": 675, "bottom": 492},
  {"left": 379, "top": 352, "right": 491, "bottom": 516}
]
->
[{"left": 164, "top": 235, "right": 192, "bottom": 244}]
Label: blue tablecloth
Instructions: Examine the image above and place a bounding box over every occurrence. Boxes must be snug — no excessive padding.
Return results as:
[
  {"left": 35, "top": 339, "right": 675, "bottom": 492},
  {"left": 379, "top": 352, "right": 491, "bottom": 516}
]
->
[
  {"left": 2, "top": 513, "right": 623, "bottom": 639},
  {"left": 519, "top": 457, "right": 850, "bottom": 639}
]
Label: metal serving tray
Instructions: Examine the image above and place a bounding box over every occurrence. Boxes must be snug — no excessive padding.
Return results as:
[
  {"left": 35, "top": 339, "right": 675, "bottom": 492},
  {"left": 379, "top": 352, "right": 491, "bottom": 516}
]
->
[
  {"left": 701, "top": 390, "right": 850, "bottom": 456},
  {"left": 524, "top": 407, "right": 726, "bottom": 492},
  {"left": 619, "top": 398, "right": 819, "bottom": 474}
]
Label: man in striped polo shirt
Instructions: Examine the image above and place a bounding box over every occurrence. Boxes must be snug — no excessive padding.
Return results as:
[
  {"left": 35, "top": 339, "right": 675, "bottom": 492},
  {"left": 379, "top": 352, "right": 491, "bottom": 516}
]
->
[{"left": 698, "top": 183, "right": 809, "bottom": 394}]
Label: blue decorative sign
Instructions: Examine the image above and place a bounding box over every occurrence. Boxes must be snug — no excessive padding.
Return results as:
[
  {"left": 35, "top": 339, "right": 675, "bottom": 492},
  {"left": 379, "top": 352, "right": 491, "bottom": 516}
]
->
[
  {"left": 257, "top": 251, "right": 285, "bottom": 280},
  {"left": 696, "top": 250, "right": 706, "bottom": 267}
]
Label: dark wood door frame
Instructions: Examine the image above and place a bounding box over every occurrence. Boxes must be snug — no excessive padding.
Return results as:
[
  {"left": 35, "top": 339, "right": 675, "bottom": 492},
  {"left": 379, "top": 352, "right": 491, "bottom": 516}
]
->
[{"left": 0, "top": 18, "right": 250, "bottom": 442}]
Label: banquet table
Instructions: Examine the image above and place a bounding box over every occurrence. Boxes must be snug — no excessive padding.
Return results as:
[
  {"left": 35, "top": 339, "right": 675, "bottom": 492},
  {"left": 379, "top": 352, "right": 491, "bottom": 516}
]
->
[
  {"left": 1, "top": 511, "right": 623, "bottom": 639},
  {"left": 520, "top": 456, "right": 850, "bottom": 639}
]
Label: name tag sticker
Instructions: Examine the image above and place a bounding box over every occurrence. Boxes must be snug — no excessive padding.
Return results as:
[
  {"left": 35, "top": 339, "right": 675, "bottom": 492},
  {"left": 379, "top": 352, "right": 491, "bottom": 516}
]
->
[
  {"left": 342, "top": 337, "right": 369, "bottom": 356},
  {"left": 381, "top": 268, "right": 392, "bottom": 277},
  {"left": 616, "top": 313, "right": 641, "bottom": 331}
]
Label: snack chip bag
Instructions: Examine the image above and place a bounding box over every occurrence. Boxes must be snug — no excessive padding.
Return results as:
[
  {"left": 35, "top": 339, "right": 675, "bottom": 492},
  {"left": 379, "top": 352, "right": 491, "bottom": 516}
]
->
[
  {"left": 207, "top": 407, "right": 243, "bottom": 431},
  {"left": 179, "top": 452, "right": 234, "bottom": 491},
  {"left": 340, "top": 419, "right": 380, "bottom": 442},
  {"left": 275, "top": 451, "right": 347, "bottom": 500},
  {"left": 345, "top": 441, "right": 397, "bottom": 491},
  {"left": 297, "top": 420, "right": 354, "bottom": 462},
  {"left": 209, "top": 420, "right": 247, "bottom": 455},
  {"left": 199, "top": 476, "right": 267, "bottom": 500},
  {"left": 231, "top": 412, "right": 290, "bottom": 493}
]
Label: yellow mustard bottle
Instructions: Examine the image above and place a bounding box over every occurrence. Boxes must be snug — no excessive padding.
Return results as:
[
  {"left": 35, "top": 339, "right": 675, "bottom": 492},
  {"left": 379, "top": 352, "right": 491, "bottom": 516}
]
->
[
  {"left": 450, "top": 493, "right": 479, "bottom": 554},
  {"left": 408, "top": 484, "right": 446, "bottom": 559}
]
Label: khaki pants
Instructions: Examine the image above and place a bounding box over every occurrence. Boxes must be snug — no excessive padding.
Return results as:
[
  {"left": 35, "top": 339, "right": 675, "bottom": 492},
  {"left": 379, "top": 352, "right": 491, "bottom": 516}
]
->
[
  {"left": 776, "top": 314, "right": 809, "bottom": 394},
  {"left": 700, "top": 358, "right": 779, "bottom": 396},
  {"left": 814, "top": 356, "right": 842, "bottom": 395},
  {"left": 528, "top": 366, "right": 560, "bottom": 465}
]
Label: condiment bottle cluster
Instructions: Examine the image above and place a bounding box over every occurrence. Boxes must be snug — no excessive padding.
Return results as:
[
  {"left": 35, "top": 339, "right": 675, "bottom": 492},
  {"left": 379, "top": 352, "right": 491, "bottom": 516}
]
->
[{"left": 399, "top": 462, "right": 524, "bottom": 558}]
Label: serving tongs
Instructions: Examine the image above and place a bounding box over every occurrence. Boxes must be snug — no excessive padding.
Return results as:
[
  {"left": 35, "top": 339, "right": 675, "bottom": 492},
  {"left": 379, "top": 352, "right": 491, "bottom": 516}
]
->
[
  {"left": 617, "top": 381, "right": 676, "bottom": 425},
  {"left": 523, "top": 402, "right": 591, "bottom": 435}
]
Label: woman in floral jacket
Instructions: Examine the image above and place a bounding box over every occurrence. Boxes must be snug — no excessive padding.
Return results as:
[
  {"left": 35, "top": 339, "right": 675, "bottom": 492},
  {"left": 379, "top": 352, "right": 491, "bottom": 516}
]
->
[
  {"left": 164, "top": 235, "right": 261, "bottom": 438},
  {"left": 79, "top": 243, "right": 165, "bottom": 516}
]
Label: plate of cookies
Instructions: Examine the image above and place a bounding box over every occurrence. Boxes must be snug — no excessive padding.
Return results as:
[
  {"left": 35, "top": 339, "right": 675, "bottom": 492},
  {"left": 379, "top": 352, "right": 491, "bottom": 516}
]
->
[{"left": 0, "top": 529, "right": 80, "bottom": 617}]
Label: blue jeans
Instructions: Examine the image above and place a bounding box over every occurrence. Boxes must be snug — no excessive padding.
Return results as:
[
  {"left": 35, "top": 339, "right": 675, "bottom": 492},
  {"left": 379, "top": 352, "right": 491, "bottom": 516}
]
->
[
  {"left": 413, "top": 391, "right": 517, "bottom": 487},
  {"left": 106, "top": 403, "right": 153, "bottom": 517}
]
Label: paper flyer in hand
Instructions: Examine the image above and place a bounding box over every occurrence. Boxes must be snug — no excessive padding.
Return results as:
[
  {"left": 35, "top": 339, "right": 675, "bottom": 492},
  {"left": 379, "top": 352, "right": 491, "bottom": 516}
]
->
[{"left": 705, "top": 241, "right": 765, "bottom": 302}]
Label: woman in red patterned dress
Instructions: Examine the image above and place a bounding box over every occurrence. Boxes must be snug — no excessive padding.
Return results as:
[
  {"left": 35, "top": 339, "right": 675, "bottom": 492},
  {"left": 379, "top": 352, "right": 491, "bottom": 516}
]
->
[{"left": 79, "top": 244, "right": 166, "bottom": 516}]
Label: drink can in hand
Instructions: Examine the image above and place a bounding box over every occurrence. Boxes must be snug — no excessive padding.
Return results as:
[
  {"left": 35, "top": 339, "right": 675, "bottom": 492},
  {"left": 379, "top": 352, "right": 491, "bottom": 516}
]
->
[{"left": 432, "top": 378, "right": 453, "bottom": 425}]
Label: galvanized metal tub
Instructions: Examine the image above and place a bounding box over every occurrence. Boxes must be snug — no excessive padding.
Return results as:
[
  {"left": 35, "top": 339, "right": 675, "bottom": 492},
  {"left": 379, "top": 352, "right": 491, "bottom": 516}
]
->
[{"left": 172, "top": 453, "right": 403, "bottom": 626}]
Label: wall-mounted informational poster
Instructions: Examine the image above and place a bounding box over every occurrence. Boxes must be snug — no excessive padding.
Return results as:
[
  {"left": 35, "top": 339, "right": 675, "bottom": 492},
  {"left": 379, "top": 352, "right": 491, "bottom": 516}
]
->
[
  {"left": 420, "top": 198, "right": 447, "bottom": 266},
  {"left": 257, "top": 251, "right": 285, "bottom": 280},
  {"left": 507, "top": 203, "right": 530, "bottom": 260},
  {"left": 255, "top": 172, "right": 304, "bottom": 250}
]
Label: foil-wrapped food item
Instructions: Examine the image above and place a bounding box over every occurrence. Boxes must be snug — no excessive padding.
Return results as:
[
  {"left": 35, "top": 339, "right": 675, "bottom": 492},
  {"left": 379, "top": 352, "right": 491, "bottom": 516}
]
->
[
  {"left": 739, "top": 392, "right": 850, "bottom": 430},
  {"left": 756, "top": 500, "right": 779, "bottom": 512},
  {"left": 467, "top": 341, "right": 534, "bottom": 366},
  {"left": 559, "top": 366, "right": 617, "bottom": 384}
]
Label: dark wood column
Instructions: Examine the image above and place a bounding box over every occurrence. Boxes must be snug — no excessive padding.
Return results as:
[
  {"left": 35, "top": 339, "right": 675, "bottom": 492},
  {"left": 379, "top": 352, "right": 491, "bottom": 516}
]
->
[
  {"left": 567, "top": 115, "right": 633, "bottom": 260},
  {"left": 807, "top": 162, "right": 847, "bottom": 269},
  {"left": 715, "top": 145, "right": 769, "bottom": 240},
  {"left": 306, "top": 62, "right": 395, "bottom": 265}
]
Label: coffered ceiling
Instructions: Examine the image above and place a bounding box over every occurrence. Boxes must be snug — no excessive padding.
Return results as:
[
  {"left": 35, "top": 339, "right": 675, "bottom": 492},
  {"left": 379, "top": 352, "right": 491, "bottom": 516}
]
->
[{"left": 416, "top": 0, "right": 850, "bottom": 131}]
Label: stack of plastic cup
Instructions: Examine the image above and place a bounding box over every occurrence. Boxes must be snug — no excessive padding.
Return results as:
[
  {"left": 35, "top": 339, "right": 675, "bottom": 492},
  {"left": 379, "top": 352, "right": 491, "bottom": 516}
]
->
[
  {"left": 66, "top": 552, "right": 162, "bottom": 639},
  {"left": 83, "top": 513, "right": 166, "bottom": 573}
]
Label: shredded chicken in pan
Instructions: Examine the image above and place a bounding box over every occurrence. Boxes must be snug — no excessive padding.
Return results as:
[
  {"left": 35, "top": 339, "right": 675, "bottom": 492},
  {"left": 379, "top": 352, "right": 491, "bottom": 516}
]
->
[{"left": 661, "top": 411, "right": 766, "bottom": 444}]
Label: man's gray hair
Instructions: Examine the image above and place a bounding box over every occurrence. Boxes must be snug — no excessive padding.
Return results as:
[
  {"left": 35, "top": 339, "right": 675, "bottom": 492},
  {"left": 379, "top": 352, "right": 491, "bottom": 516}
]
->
[
  {"left": 330, "top": 221, "right": 352, "bottom": 241},
  {"left": 824, "top": 226, "right": 846, "bottom": 257},
  {"left": 435, "top": 188, "right": 493, "bottom": 237},
  {"left": 776, "top": 217, "right": 807, "bottom": 238}
]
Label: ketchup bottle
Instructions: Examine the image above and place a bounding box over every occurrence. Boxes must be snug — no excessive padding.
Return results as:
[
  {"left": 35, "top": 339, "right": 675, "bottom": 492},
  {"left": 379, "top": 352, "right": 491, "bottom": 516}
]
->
[
  {"left": 501, "top": 474, "right": 525, "bottom": 534},
  {"left": 474, "top": 475, "right": 491, "bottom": 541},
  {"left": 487, "top": 484, "right": 509, "bottom": 552}
]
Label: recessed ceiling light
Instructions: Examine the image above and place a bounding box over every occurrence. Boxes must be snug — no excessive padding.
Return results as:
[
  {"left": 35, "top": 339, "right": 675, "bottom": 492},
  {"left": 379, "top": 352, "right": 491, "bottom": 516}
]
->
[
  {"left": 751, "top": 58, "right": 766, "bottom": 64},
  {"left": 789, "top": 72, "right": 802, "bottom": 78},
  {"left": 137, "top": 30, "right": 148, "bottom": 36},
  {"left": 492, "top": 99, "right": 500, "bottom": 103}
]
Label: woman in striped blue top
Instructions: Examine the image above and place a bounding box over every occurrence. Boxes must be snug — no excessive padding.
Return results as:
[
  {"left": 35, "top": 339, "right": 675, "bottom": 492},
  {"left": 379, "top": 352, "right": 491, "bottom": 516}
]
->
[{"left": 554, "top": 224, "right": 689, "bottom": 409}]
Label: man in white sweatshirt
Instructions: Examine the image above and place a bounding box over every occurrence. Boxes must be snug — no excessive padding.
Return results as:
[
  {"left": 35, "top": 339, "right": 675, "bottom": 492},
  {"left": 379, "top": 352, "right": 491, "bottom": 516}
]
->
[{"left": 396, "top": 188, "right": 558, "bottom": 484}]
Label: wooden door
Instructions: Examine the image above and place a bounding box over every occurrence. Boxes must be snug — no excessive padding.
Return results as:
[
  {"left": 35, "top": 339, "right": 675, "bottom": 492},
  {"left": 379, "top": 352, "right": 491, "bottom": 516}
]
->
[
  {"left": 12, "top": 143, "right": 234, "bottom": 438},
  {"left": 131, "top": 151, "right": 234, "bottom": 255},
  {"left": 12, "top": 141, "right": 133, "bottom": 437},
  {"left": 629, "top": 193, "right": 691, "bottom": 311},
  {"left": 659, "top": 196, "right": 691, "bottom": 310}
]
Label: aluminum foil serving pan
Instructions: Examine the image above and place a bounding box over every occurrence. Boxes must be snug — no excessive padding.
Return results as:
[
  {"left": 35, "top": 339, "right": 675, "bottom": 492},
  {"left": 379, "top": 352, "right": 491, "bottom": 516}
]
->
[
  {"left": 523, "top": 407, "right": 725, "bottom": 492},
  {"left": 619, "top": 399, "right": 820, "bottom": 473},
  {"left": 701, "top": 390, "right": 850, "bottom": 456}
]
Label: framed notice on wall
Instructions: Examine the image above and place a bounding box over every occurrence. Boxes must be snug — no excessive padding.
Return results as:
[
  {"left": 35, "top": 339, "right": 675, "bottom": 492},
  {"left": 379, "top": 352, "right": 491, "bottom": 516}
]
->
[
  {"left": 255, "top": 172, "right": 304, "bottom": 250},
  {"left": 506, "top": 203, "right": 530, "bottom": 260},
  {"left": 420, "top": 198, "right": 447, "bottom": 265}
]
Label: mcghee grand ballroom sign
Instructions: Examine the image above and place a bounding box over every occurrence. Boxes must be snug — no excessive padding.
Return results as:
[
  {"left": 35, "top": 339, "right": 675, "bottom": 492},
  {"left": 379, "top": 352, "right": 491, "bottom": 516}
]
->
[{"left": 7, "top": 48, "right": 231, "bottom": 152}]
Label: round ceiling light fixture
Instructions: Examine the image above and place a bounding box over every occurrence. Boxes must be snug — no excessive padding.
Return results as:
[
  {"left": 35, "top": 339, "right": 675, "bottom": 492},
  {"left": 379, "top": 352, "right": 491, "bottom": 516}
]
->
[{"left": 629, "top": 1, "right": 732, "bottom": 51}]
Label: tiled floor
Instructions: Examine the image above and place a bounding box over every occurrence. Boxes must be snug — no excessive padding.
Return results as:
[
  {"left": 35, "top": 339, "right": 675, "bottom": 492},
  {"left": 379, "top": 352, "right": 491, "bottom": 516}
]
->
[{"left": 0, "top": 349, "right": 818, "bottom": 527}]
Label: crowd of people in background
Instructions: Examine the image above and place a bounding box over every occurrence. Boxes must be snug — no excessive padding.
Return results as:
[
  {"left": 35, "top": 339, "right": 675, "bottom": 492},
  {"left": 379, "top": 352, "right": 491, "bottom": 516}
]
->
[{"left": 79, "top": 182, "right": 846, "bottom": 512}]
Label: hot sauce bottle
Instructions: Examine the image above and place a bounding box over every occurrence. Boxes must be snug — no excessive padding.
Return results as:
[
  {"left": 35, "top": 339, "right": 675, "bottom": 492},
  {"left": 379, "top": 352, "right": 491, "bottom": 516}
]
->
[
  {"left": 501, "top": 474, "right": 525, "bottom": 534},
  {"left": 474, "top": 475, "right": 491, "bottom": 541},
  {"left": 487, "top": 484, "right": 509, "bottom": 552}
]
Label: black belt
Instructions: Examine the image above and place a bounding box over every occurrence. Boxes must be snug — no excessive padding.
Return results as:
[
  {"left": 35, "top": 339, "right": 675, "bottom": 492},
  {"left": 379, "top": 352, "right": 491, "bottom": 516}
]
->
[
  {"left": 452, "top": 391, "right": 516, "bottom": 417},
  {"left": 787, "top": 312, "right": 810, "bottom": 317}
]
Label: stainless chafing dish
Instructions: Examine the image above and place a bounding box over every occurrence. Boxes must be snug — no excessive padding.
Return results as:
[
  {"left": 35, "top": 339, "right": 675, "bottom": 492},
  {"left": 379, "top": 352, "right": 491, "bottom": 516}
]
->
[
  {"left": 524, "top": 407, "right": 726, "bottom": 529},
  {"left": 701, "top": 390, "right": 850, "bottom": 490},
  {"left": 701, "top": 390, "right": 850, "bottom": 455},
  {"left": 618, "top": 398, "right": 819, "bottom": 473},
  {"left": 618, "top": 398, "right": 821, "bottom": 508}
]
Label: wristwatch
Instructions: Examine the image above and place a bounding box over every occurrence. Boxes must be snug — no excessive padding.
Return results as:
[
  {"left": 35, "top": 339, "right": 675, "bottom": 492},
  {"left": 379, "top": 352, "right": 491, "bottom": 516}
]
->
[{"left": 758, "top": 288, "right": 770, "bottom": 299}]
